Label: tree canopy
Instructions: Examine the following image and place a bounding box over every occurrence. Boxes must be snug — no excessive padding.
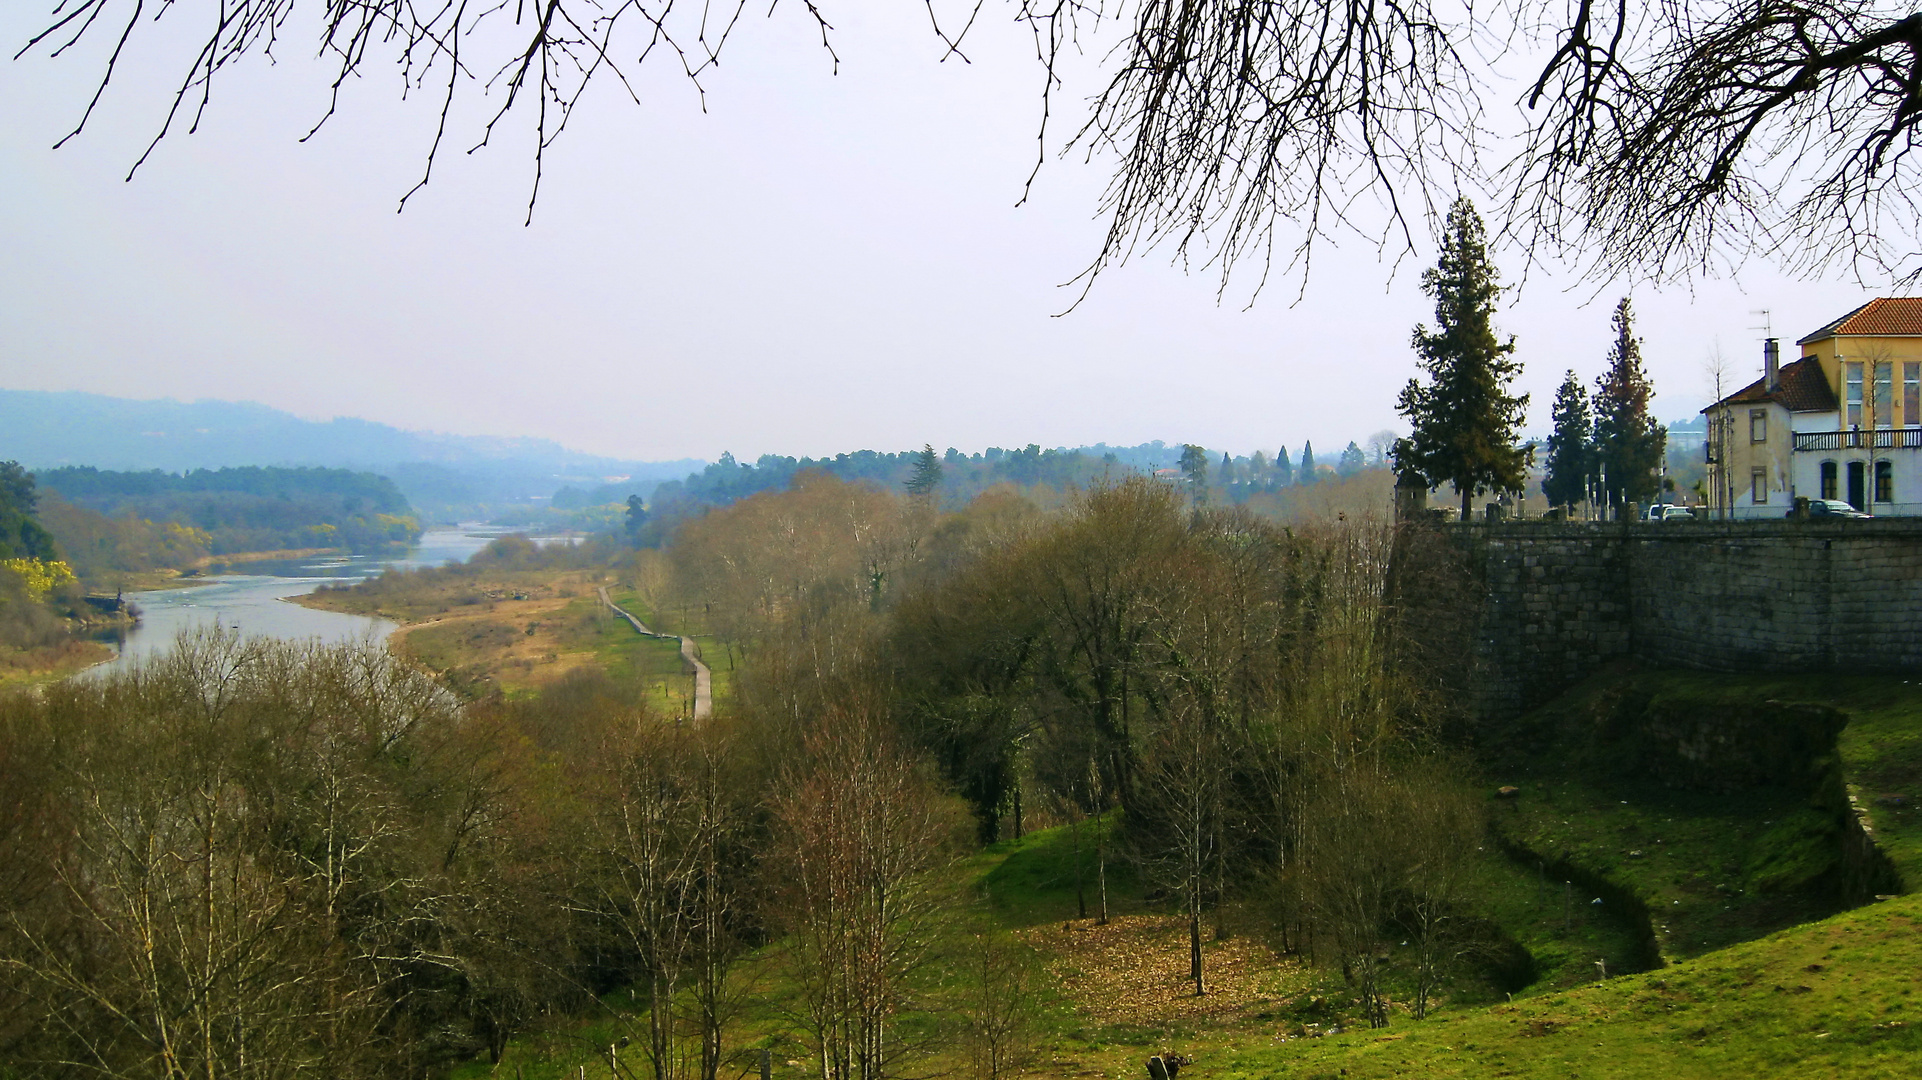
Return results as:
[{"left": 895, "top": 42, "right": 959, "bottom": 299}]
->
[
  {"left": 1592, "top": 299, "right": 1667, "bottom": 508},
  {"left": 22, "top": 0, "right": 1922, "bottom": 287},
  {"left": 36, "top": 466, "right": 420, "bottom": 555},
  {"left": 1542, "top": 370, "right": 1596, "bottom": 512},
  {"left": 1395, "top": 199, "right": 1530, "bottom": 518},
  {"left": 0, "top": 463, "right": 57, "bottom": 563},
  {"left": 905, "top": 444, "right": 945, "bottom": 498}
]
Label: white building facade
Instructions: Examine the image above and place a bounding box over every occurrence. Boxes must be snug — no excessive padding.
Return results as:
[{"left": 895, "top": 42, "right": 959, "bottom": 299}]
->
[{"left": 1705, "top": 298, "right": 1922, "bottom": 518}]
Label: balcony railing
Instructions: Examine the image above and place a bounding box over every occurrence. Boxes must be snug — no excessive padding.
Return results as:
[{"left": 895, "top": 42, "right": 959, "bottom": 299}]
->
[{"left": 1792, "top": 427, "right": 1922, "bottom": 451}]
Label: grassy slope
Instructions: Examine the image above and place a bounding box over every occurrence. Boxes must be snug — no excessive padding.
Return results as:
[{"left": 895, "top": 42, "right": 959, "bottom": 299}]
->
[
  {"left": 1212, "top": 894, "right": 1922, "bottom": 1079},
  {"left": 407, "top": 638, "right": 1922, "bottom": 1080},
  {"left": 1203, "top": 669, "right": 1922, "bottom": 1079},
  {"left": 1830, "top": 676, "right": 1922, "bottom": 883}
]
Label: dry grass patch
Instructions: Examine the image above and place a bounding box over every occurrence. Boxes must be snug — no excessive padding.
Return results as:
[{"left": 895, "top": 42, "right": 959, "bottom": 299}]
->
[
  {"left": 0, "top": 638, "right": 115, "bottom": 688},
  {"left": 390, "top": 595, "right": 596, "bottom": 693},
  {"left": 1024, "top": 915, "right": 1310, "bottom": 1028}
]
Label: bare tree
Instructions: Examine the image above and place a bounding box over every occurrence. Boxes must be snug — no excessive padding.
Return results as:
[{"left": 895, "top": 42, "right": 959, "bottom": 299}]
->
[
  {"left": 772, "top": 708, "right": 957, "bottom": 1080},
  {"left": 1134, "top": 692, "right": 1228, "bottom": 996},
  {"left": 954, "top": 929, "right": 1042, "bottom": 1080},
  {"left": 26, "top": 1, "right": 1922, "bottom": 287},
  {"left": 593, "top": 721, "right": 707, "bottom": 1080}
]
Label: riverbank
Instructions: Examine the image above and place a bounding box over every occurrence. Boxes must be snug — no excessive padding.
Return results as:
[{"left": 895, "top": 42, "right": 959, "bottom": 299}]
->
[
  {"left": 79, "top": 528, "right": 502, "bottom": 679},
  {"left": 201, "top": 546, "right": 346, "bottom": 568},
  {"left": 295, "top": 558, "right": 721, "bottom": 712},
  {"left": 0, "top": 638, "right": 115, "bottom": 690},
  {"left": 77, "top": 547, "right": 358, "bottom": 595}
]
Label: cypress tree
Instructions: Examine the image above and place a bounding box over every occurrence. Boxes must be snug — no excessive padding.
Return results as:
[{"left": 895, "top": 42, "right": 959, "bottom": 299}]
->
[
  {"left": 1395, "top": 198, "right": 1531, "bottom": 519},
  {"left": 1592, "top": 298, "right": 1666, "bottom": 510},
  {"left": 1274, "top": 445, "right": 1293, "bottom": 487},
  {"left": 1542, "top": 370, "right": 1595, "bottom": 511},
  {"left": 1298, "top": 441, "right": 1317, "bottom": 485}
]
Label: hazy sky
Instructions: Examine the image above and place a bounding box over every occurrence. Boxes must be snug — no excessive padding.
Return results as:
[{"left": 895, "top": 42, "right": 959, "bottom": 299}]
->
[{"left": 0, "top": 4, "right": 1891, "bottom": 464}]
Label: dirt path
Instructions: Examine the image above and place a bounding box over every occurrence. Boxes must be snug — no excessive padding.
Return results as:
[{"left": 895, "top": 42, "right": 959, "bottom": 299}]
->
[{"left": 598, "top": 586, "right": 712, "bottom": 720}]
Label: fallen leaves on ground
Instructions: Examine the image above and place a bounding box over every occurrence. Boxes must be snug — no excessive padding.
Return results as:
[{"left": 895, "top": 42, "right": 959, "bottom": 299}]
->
[{"left": 1022, "top": 915, "right": 1310, "bottom": 1028}]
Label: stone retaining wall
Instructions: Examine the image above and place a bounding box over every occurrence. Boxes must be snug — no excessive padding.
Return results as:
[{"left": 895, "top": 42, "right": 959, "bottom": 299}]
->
[{"left": 1444, "top": 519, "right": 1922, "bottom": 717}]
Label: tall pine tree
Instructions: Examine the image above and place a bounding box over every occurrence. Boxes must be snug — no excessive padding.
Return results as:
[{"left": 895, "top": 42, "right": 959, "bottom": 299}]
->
[
  {"left": 1542, "top": 370, "right": 1595, "bottom": 511},
  {"left": 1592, "top": 298, "right": 1666, "bottom": 510},
  {"left": 1395, "top": 198, "right": 1531, "bottom": 519},
  {"left": 1274, "top": 445, "right": 1293, "bottom": 487},
  {"left": 904, "top": 443, "right": 944, "bottom": 498},
  {"left": 1298, "top": 441, "right": 1318, "bottom": 485}
]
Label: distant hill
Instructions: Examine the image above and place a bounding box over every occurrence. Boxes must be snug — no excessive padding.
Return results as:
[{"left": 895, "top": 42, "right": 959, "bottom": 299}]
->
[
  {"left": 38, "top": 465, "right": 424, "bottom": 556},
  {"left": 0, "top": 390, "right": 703, "bottom": 521}
]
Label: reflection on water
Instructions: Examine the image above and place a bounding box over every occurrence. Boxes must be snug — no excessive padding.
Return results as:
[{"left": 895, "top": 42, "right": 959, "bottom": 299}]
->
[{"left": 97, "top": 527, "right": 570, "bottom": 675}]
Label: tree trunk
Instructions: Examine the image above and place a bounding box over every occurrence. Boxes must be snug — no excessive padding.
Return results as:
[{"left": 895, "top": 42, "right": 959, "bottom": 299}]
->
[
  {"left": 1097, "top": 818, "right": 1110, "bottom": 925},
  {"left": 1072, "top": 815, "right": 1086, "bottom": 920},
  {"left": 1188, "top": 903, "right": 1205, "bottom": 996}
]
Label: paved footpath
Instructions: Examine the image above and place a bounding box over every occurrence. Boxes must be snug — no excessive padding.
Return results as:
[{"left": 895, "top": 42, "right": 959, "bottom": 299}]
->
[{"left": 597, "top": 586, "right": 712, "bottom": 721}]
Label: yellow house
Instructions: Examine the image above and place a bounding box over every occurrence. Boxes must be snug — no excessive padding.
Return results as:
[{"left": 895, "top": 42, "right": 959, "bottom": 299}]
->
[{"left": 1704, "top": 298, "right": 1922, "bottom": 517}]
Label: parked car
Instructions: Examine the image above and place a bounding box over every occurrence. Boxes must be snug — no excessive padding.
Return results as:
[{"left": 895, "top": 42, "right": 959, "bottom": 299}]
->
[
  {"left": 1789, "top": 499, "right": 1871, "bottom": 519},
  {"left": 1658, "top": 506, "right": 1696, "bottom": 522}
]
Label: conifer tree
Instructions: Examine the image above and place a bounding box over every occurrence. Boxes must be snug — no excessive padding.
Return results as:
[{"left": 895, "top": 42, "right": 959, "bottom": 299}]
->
[
  {"left": 904, "top": 444, "right": 944, "bottom": 498},
  {"left": 1219, "top": 451, "right": 1237, "bottom": 489},
  {"left": 1592, "top": 298, "right": 1666, "bottom": 511},
  {"left": 1298, "top": 442, "right": 1318, "bottom": 485},
  {"left": 1542, "top": 371, "right": 1595, "bottom": 512},
  {"left": 1274, "top": 446, "right": 1293, "bottom": 487},
  {"left": 1337, "top": 442, "right": 1366, "bottom": 477},
  {"left": 1396, "top": 198, "right": 1531, "bottom": 519}
]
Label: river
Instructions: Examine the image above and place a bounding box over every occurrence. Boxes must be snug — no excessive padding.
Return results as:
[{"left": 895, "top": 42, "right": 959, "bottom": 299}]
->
[{"left": 96, "top": 527, "right": 566, "bottom": 674}]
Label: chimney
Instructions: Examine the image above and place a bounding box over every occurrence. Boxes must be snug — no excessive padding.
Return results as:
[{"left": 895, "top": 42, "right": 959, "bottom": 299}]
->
[{"left": 1764, "top": 337, "right": 1780, "bottom": 392}]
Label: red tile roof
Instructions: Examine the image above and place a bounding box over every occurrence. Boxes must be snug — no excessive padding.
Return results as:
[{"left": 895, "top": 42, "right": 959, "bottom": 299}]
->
[
  {"left": 1704, "top": 355, "right": 1838, "bottom": 413},
  {"left": 1797, "top": 296, "right": 1922, "bottom": 343}
]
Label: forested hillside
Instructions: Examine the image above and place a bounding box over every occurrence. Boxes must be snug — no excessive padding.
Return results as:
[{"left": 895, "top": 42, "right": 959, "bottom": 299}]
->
[
  {"left": 0, "top": 463, "right": 110, "bottom": 683},
  {"left": 36, "top": 465, "right": 423, "bottom": 555},
  {"left": 0, "top": 474, "right": 1485, "bottom": 1077},
  {"left": 32, "top": 493, "right": 211, "bottom": 584},
  {"left": 5, "top": 470, "right": 1907, "bottom": 1080}
]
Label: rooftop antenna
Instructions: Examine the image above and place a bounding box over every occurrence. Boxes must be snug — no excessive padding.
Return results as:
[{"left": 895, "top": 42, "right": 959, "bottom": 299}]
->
[{"left": 1749, "top": 309, "right": 1772, "bottom": 338}]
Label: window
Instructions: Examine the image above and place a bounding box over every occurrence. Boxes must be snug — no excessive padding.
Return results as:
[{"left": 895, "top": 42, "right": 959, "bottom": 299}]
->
[
  {"left": 1876, "top": 460, "right": 1894, "bottom": 503},
  {"left": 1750, "top": 409, "right": 1768, "bottom": 442},
  {"left": 1848, "top": 361, "right": 1864, "bottom": 427},
  {"left": 1752, "top": 467, "right": 1768, "bottom": 504},
  {"left": 1875, "top": 362, "right": 1894, "bottom": 428},
  {"left": 1906, "top": 362, "right": 1919, "bottom": 427},
  {"left": 1821, "top": 461, "right": 1839, "bottom": 499}
]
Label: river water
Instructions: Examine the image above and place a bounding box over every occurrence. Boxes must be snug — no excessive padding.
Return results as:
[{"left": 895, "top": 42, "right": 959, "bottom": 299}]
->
[{"left": 97, "top": 527, "right": 556, "bottom": 674}]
